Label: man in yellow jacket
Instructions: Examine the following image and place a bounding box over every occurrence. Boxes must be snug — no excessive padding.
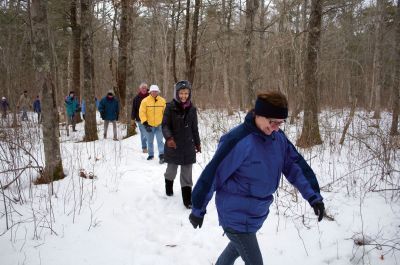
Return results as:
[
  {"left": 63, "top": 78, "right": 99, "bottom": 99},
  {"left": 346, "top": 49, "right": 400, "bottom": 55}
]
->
[{"left": 139, "top": 85, "right": 167, "bottom": 163}]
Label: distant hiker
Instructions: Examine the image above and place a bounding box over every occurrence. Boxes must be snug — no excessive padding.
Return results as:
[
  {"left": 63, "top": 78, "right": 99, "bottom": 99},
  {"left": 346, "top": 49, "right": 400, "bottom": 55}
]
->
[
  {"left": 64, "top": 91, "right": 79, "bottom": 136},
  {"left": 1, "top": 96, "right": 9, "bottom": 120},
  {"left": 33, "top": 95, "right": 41, "bottom": 123},
  {"left": 98, "top": 90, "right": 120, "bottom": 140},
  {"left": 131, "top": 82, "right": 149, "bottom": 153},
  {"left": 139, "top": 84, "right": 166, "bottom": 163},
  {"left": 17, "top": 90, "right": 29, "bottom": 121},
  {"left": 189, "top": 91, "right": 325, "bottom": 265},
  {"left": 162, "top": 80, "right": 200, "bottom": 209}
]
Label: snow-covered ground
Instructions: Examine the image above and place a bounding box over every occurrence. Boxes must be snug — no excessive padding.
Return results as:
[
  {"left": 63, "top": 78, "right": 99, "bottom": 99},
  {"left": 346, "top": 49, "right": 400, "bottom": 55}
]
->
[{"left": 0, "top": 110, "right": 399, "bottom": 265}]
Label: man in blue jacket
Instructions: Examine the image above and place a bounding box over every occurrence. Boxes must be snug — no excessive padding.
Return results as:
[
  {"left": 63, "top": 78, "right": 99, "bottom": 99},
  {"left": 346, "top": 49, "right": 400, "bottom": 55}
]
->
[
  {"left": 189, "top": 91, "right": 325, "bottom": 265},
  {"left": 98, "top": 90, "right": 120, "bottom": 140}
]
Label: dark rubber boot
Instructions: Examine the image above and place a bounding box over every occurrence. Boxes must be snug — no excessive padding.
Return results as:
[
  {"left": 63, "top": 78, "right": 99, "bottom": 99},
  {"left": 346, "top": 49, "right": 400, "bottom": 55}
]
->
[
  {"left": 165, "top": 179, "right": 173, "bottom": 196},
  {"left": 181, "top": 186, "right": 192, "bottom": 209}
]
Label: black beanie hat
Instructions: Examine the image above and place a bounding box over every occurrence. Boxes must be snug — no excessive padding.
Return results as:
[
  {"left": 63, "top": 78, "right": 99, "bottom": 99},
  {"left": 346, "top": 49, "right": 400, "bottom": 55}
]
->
[{"left": 254, "top": 98, "right": 288, "bottom": 119}]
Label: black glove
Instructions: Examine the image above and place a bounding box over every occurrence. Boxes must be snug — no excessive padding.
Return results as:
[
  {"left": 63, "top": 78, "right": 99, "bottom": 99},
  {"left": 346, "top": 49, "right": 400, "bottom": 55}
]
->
[
  {"left": 143, "top": 121, "right": 152, "bottom": 132},
  {"left": 312, "top": 201, "right": 325, "bottom": 222},
  {"left": 116, "top": 114, "right": 119, "bottom": 121},
  {"left": 100, "top": 112, "right": 105, "bottom": 120},
  {"left": 189, "top": 213, "right": 204, "bottom": 229}
]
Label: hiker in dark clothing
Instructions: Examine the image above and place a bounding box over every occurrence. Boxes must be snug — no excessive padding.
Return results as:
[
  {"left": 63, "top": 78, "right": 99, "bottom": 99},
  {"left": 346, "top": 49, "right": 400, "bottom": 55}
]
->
[
  {"left": 98, "top": 90, "right": 120, "bottom": 140},
  {"left": 33, "top": 95, "right": 41, "bottom": 123},
  {"left": 162, "top": 80, "right": 200, "bottom": 209},
  {"left": 131, "top": 82, "right": 149, "bottom": 153}
]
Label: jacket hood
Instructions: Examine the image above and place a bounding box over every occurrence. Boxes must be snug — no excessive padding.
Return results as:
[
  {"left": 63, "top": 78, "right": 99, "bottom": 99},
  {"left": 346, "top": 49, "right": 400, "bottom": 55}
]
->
[{"left": 173, "top": 86, "right": 191, "bottom": 104}]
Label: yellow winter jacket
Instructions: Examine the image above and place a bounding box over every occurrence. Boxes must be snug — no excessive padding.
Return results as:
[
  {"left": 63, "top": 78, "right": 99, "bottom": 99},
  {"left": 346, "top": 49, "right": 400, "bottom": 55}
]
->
[{"left": 139, "top": 95, "right": 166, "bottom": 127}]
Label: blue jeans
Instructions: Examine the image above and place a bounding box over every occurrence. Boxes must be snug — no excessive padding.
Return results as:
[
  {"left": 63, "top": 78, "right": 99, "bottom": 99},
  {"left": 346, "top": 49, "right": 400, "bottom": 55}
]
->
[
  {"left": 216, "top": 228, "right": 263, "bottom": 265},
  {"left": 136, "top": 121, "right": 148, "bottom": 149},
  {"left": 146, "top": 125, "right": 164, "bottom": 157}
]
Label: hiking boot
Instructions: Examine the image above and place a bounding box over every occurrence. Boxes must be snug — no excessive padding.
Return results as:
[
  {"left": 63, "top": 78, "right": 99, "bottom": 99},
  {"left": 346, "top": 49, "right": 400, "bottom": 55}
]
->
[
  {"left": 182, "top": 186, "right": 192, "bottom": 209},
  {"left": 147, "top": 155, "right": 154, "bottom": 160},
  {"left": 142, "top": 148, "right": 148, "bottom": 153},
  {"left": 159, "top": 154, "right": 165, "bottom": 164},
  {"left": 165, "top": 179, "right": 173, "bottom": 196}
]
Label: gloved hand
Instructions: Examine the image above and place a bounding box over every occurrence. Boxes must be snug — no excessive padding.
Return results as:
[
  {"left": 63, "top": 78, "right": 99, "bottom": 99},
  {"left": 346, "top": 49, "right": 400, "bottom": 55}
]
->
[
  {"left": 195, "top": 144, "right": 201, "bottom": 153},
  {"left": 100, "top": 112, "right": 105, "bottom": 120},
  {"left": 189, "top": 213, "right": 204, "bottom": 229},
  {"left": 167, "top": 137, "right": 177, "bottom": 149},
  {"left": 312, "top": 201, "right": 325, "bottom": 222},
  {"left": 143, "top": 121, "right": 152, "bottom": 132},
  {"left": 116, "top": 114, "right": 119, "bottom": 121}
]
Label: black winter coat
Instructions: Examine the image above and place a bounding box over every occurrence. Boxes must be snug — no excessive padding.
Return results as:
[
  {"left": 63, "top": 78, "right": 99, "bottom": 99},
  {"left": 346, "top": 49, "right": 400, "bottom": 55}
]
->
[
  {"left": 131, "top": 93, "right": 148, "bottom": 122},
  {"left": 162, "top": 100, "right": 200, "bottom": 165}
]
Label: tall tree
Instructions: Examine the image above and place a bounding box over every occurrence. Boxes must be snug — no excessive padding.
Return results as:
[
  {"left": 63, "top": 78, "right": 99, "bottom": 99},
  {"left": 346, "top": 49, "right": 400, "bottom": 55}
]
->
[
  {"left": 244, "top": 0, "right": 259, "bottom": 108},
  {"left": 296, "top": 0, "right": 323, "bottom": 147},
  {"left": 371, "top": 0, "right": 385, "bottom": 119},
  {"left": 184, "top": 0, "right": 201, "bottom": 84},
  {"left": 67, "top": 0, "right": 83, "bottom": 122},
  {"left": 81, "top": 0, "right": 98, "bottom": 141},
  {"left": 117, "top": 0, "right": 131, "bottom": 122},
  {"left": 30, "top": 0, "right": 64, "bottom": 183},
  {"left": 390, "top": 0, "right": 400, "bottom": 136},
  {"left": 70, "top": 0, "right": 81, "bottom": 117}
]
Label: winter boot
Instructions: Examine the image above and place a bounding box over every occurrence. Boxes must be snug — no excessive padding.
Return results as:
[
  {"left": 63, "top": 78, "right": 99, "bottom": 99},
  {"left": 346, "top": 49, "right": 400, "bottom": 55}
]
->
[
  {"left": 181, "top": 186, "right": 192, "bottom": 209},
  {"left": 165, "top": 179, "right": 174, "bottom": 196},
  {"left": 159, "top": 154, "right": 165, "bottom": 164},
  {"left": 147, "top": 155, "right": 154, "bottom": 160}
]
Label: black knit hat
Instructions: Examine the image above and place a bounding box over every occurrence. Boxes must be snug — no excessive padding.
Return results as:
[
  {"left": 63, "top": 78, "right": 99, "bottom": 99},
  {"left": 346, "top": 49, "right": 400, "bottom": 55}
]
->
[{"left": 254, "top": 98, "right": 288, "bottom": 119}]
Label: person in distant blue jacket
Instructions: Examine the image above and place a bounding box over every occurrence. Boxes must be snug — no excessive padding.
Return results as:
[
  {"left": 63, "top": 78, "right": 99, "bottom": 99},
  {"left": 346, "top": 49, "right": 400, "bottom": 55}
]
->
[
  {"left": 189, "top": 91, "right": 325, "bottom": 265},
  {"left": 64, "top": 91, "right": 79, "bottom": 136},
  {"left": 98, "top": 90, "right": 119, "bottom": 140},
  {"left": 33, "top": 95, "right": 41, "bottom": 123}
]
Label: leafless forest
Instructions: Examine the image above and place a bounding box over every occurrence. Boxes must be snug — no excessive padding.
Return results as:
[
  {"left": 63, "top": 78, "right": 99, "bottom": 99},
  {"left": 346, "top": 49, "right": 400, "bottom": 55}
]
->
[{"left": 0, "top": 0, "right": 399, "bottom": 177}]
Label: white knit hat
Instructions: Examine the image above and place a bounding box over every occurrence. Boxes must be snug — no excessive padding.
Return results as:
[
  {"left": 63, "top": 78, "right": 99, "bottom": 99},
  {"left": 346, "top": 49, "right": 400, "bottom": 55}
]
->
[{"left": 149, "top": 85, "right": 160, "bottom": 93}]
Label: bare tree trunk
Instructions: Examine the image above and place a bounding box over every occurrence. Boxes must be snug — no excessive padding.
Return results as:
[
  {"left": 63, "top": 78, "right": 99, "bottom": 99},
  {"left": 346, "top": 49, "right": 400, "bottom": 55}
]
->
[
  {"left": 290, "top": 0, "right": 307, "bottom": 123},
  {"left": 372, "top": 0, "right": 385, "bottom": 119},
  {"left": 221, "top": 0, "right": 233, "bottom": 114},
  {"left": 109, "top": 3, "right": 118, "bottom": 85},
  {"left": 244, "top": 0, "right": 259, "bottom": 108},
  {"left": 30, "top": 0, "right": 64, "bottom": 183},
  {"left": 296, "top": 0, "right": 323, "bottom": 148},
  {"left": 390, "top": 0, "right": 400, "bottom": 136},
  {"left": 187, "top": 0, "right": 200, "bottom": 84},
  {"left": 171, "top": 0, "right": 181, "bottom": 83},
  {"left": 117, "top": 0, "right": 130, "bottom": 124},
  {"left": 184, "top": 0, "right": 190, "bottom": 80},
  {"left": 70, "top": 0, "right": 82, "bottom": 123},
  {"left": 81, "top": 0, "right": 98, "bottom": 141}
]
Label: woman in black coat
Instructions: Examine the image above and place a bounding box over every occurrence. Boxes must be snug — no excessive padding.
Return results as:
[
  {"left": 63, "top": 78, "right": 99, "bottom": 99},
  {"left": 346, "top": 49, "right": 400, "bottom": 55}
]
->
[{"left": 162, "top": 80, "right": 201, "bottom": 209}]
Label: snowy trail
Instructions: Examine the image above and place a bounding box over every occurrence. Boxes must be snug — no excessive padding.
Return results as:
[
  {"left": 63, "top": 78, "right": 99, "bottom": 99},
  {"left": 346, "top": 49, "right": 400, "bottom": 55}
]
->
[{"left": 1, "top": 114, "right": 399, "bottom": 265}]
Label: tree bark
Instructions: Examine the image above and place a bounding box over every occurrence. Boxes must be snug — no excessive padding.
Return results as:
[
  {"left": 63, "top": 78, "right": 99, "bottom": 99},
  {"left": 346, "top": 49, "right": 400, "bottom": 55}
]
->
[
  {"left": 188, "top": 0, "right": 200, "bottom": 84},
  {"left": 30, "top": 0, "right": 64, "bottom": 183},
  {"left": 296, "top": 0, "right": 323, "bottom": 147},
  {"left": 70, "top": 0, "right": 82, "bottom": 123},
  {"left": 390, "top": 0, "right": 400, "bottom": 136},
  {"left": 372, "top": 0, "right": 385, "bottom": 119},
  {"left": 244, "top": 0, "right": 259, "bottom": 108},
  {"left": 117, "top": 0, "right": 130, "bottom": 123},
  {"left": 184, "top": 0, "right": 190, "bottom": 80},
  {"left": 81, "top": 0, "right": 98, "bottom": 141}
]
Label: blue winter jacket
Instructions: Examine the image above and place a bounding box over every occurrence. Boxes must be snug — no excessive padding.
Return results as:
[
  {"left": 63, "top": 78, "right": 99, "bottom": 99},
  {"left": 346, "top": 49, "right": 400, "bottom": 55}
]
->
[
  {"left": 65, "top": 96, "right": 79, "bottom": 117},
  {"left": 98, "top": 96, "right": 119, "bottom": 121},
  {"left": 33, "top": 99, "right": 41, "bottom": 113},
  {"left": 191, "top": 112, "right": 323, "bottom": 233}
]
